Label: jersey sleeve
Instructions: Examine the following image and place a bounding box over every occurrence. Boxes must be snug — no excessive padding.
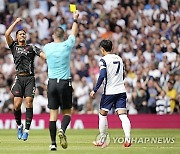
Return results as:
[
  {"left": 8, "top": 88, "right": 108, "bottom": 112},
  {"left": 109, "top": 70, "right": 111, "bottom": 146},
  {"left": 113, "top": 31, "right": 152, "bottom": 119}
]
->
[
  {"left": 99, "top": 58, "right": 107, "bottom": 70},
  {"left": 93, "top": 67, "right": 107, "bottom": 93},
  {"left": 32, "top": 45, "right": 42, "bottom": 56},
  {"left": 64, "top": 34, "right": 76, "bottom": 49},
  {"left": 93, "top": 58, "right": 107, "bottom": 93}
]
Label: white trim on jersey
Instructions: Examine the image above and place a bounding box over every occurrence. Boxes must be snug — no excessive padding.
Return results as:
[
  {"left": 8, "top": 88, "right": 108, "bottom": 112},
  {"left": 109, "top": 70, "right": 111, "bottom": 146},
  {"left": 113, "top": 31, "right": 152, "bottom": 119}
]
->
[
  {"left": 11, "top": 76, "right": 18, "bottom": 91},
  {"left": 115, "top": 108, "right": 127, "bottom": 112},
  {"left": 101, "top": 108, "right": 109, "bottom": 112}
]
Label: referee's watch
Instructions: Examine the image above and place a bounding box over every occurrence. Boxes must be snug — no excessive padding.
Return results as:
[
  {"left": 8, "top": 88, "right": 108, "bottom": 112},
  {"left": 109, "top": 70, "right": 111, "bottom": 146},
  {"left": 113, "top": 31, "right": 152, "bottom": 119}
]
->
[{"left": 74, "top": 19, "right": 78, "bottom": 24}]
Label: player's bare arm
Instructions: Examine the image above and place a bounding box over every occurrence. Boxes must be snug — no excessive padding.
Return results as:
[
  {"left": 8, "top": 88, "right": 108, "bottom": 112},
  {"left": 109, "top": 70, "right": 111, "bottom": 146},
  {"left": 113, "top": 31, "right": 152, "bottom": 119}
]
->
[
  {"left": 71, "top": 10, "right": 79, "bottom": 36},
  {"left": 5, "top": 17, "right": 23, "bottom": 46},
  {"left": 40, "top": 52, "right": 46, "bottom": 60}
]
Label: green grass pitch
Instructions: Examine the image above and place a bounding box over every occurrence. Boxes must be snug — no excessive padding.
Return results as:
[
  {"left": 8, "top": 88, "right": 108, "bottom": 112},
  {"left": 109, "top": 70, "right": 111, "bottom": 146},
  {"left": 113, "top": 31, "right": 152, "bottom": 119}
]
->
[{"left": 0, "top": 129, "right": 179, "bottom": 154}]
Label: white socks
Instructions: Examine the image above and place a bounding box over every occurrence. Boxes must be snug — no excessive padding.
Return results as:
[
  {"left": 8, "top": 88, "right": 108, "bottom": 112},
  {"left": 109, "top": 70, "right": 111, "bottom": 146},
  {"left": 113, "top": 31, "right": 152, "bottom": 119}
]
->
[
  {"left": 24, "top": 129, "right": 29, "bottom": 133},
  {"left": 17, "top": 124, "right": 23, "bottom": 128},
  {"left": 119, "top": 114, "right": 131, "bottom": 143},
  {"left": 98, "top": 113, "right": 131, "bottom": 143},
  {"left": 99, "top": 113, "right": 108, "bottom": 136}
]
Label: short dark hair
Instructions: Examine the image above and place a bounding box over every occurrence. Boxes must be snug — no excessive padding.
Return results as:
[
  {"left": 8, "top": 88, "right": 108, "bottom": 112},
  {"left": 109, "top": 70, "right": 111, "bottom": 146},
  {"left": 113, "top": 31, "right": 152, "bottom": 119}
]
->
[
  {"left": 54, "top": 27, "right": 64, "bottom": 39},
  {"left": 16, "top": 29, "right": 26, "bottom": 36},
  {"left": 168, "top": 80, "right": 174, "bottom": 85},
  {"left": 99, "top": 39, "right": 112, "bottom": 52}
]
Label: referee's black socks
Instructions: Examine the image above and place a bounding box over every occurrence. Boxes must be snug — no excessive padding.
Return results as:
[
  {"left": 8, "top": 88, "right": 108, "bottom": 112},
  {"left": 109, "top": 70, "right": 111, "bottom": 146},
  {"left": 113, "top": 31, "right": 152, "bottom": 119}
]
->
[
  {"left": 61, "top": 115, "right": 71, "bottom": 133},
  {"left": 49, "top": 121, "right": 57, "bottom": 145},
  {"left": 25, "top": 108, "right": 33, "bottom": 130}
]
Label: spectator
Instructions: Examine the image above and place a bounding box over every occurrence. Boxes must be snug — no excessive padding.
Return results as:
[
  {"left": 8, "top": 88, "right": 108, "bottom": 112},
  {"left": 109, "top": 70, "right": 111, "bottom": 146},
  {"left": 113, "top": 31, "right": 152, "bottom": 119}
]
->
[
  {"left": 158, "top": 55, "right": 168, "bottom": 70},
  {"left": 174, "top": 75, "right": 180, "bottom": 94},
  {"left": 166, "top": 80, "right": 177, "bottom": 113},
  {"left": 0, "top": 86, "right": 11, "bottom": 112},
  {"left": 33, "top": 87, "right": 47, "bottom": 114},
  {"left": 125, "top": 82, "right": 137, "bottom": 115},
  {"left": 7, "top": 0, "right": 18, "bottom": 14},
  {"left": 74, "top": 77, "right": 90, "bottom": 112},
  {"left": 146, "top": 78, "right": 161, "bottom": 113},
  {"left": 175, "top": 93, "right": 180, "bottom": 113},
  {"left": 163, "top": 44, "right": 177, "bottom": 63},
  {"left": 36, "top": 13, "right": 49, "bottom": 40},
  {"left": 148, "top": 63, "right": 161, "bottom": 79},
  {"left": 2, "top": 92, "right": 14, "bottom": 113},
  {"left": 2, "top": 54, "right": 15, "bottom": 77},
  {"left": 159, "top": 67, "right": 170, "bottom": 88},
  {"left": 77, "top": 63, "right": 89, "bottom": 78},
  {"left": 154, "top": 44, "right": 163, "bottom": 62},
  {"left": 133, "top": 88, "right": 149, "bottom": 113},
  {"left": 156, "top": 90, "right": 170, "bottom": 115},
  {"left": 88, "top": 59, "right": 99, "bottom": 77}
]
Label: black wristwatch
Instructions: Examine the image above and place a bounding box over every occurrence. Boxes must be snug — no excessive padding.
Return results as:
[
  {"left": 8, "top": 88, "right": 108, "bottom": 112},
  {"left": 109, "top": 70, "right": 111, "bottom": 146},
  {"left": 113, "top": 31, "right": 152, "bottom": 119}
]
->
[{"left": 74, "top": 19, "right": 78, "bottom": 23}]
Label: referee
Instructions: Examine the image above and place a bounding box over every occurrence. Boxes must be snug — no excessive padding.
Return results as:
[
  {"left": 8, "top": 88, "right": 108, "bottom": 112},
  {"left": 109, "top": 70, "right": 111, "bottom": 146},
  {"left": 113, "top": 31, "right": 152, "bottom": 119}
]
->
[
  {"left": 5, "top": 18, "right": 46, "bottom": 141},
  {"left": 43, "top": 10, "right": 79, "bottom": 150}
]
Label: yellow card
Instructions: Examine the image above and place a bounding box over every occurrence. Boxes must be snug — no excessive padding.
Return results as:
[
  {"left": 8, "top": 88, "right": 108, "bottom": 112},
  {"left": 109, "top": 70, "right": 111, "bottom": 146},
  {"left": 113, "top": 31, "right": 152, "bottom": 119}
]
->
[{"left": 70, "top": 4, "right": 76, "bottom": 12}]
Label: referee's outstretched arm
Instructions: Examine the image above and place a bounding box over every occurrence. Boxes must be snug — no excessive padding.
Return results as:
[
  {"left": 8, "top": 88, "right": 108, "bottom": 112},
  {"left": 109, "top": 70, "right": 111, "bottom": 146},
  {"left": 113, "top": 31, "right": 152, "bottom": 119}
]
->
[{"left": 71, "top": 10, "right": 79, "bottom": 37}]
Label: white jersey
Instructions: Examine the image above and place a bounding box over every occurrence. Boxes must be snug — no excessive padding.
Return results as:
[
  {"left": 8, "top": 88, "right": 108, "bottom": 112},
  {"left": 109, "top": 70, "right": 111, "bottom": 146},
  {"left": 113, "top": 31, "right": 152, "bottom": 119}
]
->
[{"left": 99, "top": 54, "right": 126, "bottom": 95}]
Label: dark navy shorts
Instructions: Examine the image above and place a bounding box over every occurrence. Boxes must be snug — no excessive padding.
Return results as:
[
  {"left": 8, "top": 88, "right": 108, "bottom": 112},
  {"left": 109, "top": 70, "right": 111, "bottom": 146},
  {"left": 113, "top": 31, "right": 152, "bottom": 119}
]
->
[
  {"left": 100, "top": 92, "right": 127, "bottom": 111},
  {"left": 47, "top": 78, "right": 72, "bottom": 110},
  {"left": 11, "top": 75, "right": 36, "bottom": 98}
]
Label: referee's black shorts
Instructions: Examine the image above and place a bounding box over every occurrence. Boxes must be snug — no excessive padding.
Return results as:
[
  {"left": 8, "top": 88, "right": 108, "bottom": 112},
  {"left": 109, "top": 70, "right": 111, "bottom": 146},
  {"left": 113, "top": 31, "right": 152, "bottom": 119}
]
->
[{"left": 47, "top": 78, "right": 73, "bottom": 110}]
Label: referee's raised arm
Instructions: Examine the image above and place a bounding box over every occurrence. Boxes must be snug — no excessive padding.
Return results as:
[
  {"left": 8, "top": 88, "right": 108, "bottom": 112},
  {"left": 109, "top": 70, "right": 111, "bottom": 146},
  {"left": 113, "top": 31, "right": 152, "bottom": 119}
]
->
[{"left": 71, "top": 10, "right": 79, "bottom": 37}]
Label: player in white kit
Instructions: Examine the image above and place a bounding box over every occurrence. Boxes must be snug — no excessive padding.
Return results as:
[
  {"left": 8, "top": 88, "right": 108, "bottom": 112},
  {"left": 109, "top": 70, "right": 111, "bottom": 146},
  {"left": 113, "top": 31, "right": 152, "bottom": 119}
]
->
[{"left": 90, "top": 40, "right": 131, "bottom": 148}]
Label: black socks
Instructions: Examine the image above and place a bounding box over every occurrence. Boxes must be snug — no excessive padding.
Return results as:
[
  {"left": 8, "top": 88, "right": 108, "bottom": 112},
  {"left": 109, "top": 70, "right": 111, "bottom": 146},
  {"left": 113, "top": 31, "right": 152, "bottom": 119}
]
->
[
  {"left": 49, "top": 115, "right": 71, "bottom": 145},
  {"left": 61, "top": 115, "right": 71, "bottom": 133},
  {"left": 49, "top": 121, "right": 57, "bottom": 145},
  {"left": 25, "top": 108, "right": 33, "bottom": 130},
  {"left": 14, "top": 109, "right": 21, "bottom": 126}
]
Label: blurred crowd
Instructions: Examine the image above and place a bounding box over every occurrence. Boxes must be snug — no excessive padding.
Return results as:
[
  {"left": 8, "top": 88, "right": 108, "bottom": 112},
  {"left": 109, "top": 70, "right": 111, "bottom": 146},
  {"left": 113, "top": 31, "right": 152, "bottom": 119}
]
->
[{"left": 0, "top": 0, "right": 179, "bottom": 115}]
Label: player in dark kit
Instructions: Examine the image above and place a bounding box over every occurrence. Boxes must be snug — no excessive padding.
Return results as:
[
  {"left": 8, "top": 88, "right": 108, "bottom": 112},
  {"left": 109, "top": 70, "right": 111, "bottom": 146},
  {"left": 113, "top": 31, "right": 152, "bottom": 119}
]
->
[{"left": 5, "top": 18, "right": 46, "bottom": 141}]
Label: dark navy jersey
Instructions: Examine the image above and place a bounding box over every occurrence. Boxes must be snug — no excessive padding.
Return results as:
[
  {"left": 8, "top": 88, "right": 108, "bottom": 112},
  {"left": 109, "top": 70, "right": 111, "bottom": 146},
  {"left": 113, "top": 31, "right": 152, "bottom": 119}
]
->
[{"left": 9, "top": 41, "right": 41, "bottom": 75}]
